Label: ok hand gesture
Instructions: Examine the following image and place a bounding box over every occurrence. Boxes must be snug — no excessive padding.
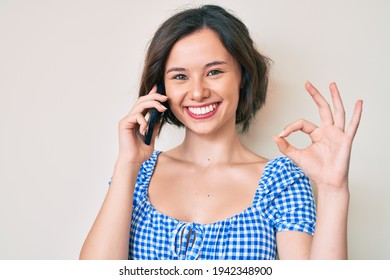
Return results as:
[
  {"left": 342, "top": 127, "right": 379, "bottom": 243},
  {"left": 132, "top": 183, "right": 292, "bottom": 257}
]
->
[{"left": 274, "top": 82, "right": 363, "bottom": 190}]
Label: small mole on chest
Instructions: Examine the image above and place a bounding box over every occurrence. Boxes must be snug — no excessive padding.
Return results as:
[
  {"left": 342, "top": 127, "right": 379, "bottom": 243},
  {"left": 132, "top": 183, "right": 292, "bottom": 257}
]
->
[{"left": 194, "top": 192, "right": 211, "bottom": 197}]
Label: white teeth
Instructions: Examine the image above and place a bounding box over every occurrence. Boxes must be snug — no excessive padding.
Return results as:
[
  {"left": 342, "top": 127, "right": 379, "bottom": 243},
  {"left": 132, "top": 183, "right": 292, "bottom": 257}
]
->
[{"left": 188, "top": 103, "right": 218, "bottom": 115}]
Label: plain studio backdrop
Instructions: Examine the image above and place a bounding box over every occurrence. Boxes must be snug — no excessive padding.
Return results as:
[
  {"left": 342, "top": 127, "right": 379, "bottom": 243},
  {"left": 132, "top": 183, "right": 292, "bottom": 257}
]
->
[{"left": 0, "top": 0, "right": 389, "bottom": 260}]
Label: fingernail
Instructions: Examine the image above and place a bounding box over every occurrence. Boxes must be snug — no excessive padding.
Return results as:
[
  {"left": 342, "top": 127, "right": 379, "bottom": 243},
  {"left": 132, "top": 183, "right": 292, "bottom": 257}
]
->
[{"left": 278, "top": 130, "right": 285, "bottom": 137}]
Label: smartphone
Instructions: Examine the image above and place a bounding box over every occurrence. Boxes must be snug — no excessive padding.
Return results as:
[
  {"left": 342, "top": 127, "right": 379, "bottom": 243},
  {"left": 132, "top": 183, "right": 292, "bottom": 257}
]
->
[{"left": 144, "top": 83, "right": 165, "bottom": 145}]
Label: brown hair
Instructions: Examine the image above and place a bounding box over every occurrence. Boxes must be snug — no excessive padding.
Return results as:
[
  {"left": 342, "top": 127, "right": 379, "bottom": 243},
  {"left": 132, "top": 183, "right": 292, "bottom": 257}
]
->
[{"left": 138, "top": 5, "right": 271, "bottom": 133}]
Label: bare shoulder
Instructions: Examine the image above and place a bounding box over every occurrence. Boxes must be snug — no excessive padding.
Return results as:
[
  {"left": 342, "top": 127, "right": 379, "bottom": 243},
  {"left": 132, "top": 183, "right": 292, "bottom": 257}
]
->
[
  {"left": 242, "top": 149, "right": 269, "bottom": 165},
  {"left": 156, "top": 147, "right": 186, "bottom": 163},
  {"left": 155, "top": 148, "right": 191, "bottom": 173}
]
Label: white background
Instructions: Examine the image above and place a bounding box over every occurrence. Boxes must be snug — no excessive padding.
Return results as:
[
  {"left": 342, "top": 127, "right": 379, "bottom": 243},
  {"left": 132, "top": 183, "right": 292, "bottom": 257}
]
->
[{"left": 0, "top": 0, "right": 389, "bottom": 259}]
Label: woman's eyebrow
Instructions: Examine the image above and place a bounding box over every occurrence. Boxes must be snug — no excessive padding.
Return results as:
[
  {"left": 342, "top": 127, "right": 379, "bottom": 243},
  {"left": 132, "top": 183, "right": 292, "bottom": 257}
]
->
[
  {"left": 166, "top": 61, "right": 227, "bottom": 74},
  {"left": 166, "top": 67, "right": 187, "bottom": 74},
  {"left": 204, "top": 60, "right": 227, "bottom": 68}
]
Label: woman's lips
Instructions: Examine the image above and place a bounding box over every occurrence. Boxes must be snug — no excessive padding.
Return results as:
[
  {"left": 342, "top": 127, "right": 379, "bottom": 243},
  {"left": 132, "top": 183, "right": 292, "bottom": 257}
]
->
[{"left": 185, "top": 102, "right": 220, "bottom": 119}]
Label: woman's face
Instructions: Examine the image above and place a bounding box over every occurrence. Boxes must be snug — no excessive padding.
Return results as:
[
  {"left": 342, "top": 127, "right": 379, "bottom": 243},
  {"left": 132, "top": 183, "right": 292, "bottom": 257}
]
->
[{"left": 164, "top": 28, "right": 242, "bottom": 135}]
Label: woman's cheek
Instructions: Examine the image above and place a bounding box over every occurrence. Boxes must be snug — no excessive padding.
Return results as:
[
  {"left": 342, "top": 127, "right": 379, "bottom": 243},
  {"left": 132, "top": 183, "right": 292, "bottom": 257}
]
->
[{"left": 166, "top": 99, "right": 184, "bottom": 121}]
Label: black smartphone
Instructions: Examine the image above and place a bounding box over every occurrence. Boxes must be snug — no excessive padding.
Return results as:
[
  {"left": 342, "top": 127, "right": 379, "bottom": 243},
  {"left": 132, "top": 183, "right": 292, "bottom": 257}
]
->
[{"left": 144, "top": 83, "right": 165, "bottom": 145}]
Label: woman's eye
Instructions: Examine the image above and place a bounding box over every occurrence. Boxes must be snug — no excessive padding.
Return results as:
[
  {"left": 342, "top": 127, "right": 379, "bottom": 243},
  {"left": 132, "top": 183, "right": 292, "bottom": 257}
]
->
[
  {"left": 173, "top": 74, "right": 187, "bottom": 80},
  {"left": 207, "top": 70, "right": 222, "bottom": 76}
]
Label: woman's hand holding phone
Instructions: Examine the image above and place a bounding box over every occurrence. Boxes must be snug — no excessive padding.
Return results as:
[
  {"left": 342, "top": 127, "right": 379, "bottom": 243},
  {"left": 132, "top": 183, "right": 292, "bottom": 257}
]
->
[{"left": 117, "top": 85, "right": 167, "bottom": 165}]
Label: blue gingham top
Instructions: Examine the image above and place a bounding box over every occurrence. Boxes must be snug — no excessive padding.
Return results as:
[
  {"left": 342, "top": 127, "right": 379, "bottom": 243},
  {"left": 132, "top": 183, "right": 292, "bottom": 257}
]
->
[{"left": 128, "top": 150, "right": 316, "bottom": 260}]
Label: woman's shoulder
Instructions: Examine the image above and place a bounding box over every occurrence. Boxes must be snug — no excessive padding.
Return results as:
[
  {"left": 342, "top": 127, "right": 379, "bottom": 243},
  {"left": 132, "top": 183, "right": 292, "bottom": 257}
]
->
[
  {"left": 254, "top": 156, "right": 312, "bottom": 208},
  {"left": 261, "top": 156, "right": 307, "bottom": 186},
  {"left": 266, "top": 156, "right": 302, "bottom": 173},
  {"left": 137, "top": 150, "right": 161, "bottom": 176},
  {"left": 139, "top": 149, "right": 185, "bottom": 176},
  {"left": 243, "top": 150, "right": 300, "bottom": 176},
  {"left": 142, "top": 150, "right": 160, "bottom": 164}
]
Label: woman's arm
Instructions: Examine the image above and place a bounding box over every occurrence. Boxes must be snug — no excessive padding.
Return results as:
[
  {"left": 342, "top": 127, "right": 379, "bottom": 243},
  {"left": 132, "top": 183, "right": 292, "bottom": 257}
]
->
[
  {"left": 79, "top": 161, "right": 140, "bottom": 259},
  {"left": 276, "top": 187, "right": 349, "bottom": 259},
  {"left": 274, "top": 81, "right": 363, "bottom": 259},
  {"left": 309, "top": 185, "right": 349, "bottom": 259},
  {"left": 79, "top": 86, "right": 167, "bottom": 259}
]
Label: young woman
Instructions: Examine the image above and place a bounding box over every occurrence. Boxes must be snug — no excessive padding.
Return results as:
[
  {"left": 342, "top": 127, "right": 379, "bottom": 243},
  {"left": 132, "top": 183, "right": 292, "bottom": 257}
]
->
[{"left": 79, "top": 5, "right": 363, "bottom": 260}]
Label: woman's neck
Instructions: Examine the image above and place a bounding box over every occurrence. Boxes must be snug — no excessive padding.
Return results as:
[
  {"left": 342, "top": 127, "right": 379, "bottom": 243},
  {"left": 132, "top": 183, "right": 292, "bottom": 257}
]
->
[{"left": 174, "top": 127, "right": 250, "bottom": 167}]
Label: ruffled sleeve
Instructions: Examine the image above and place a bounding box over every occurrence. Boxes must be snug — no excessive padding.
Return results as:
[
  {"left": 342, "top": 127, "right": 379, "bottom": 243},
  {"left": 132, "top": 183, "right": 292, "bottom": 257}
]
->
[{"left": 257, "top": 157, "right": 316, "bottom": 235}]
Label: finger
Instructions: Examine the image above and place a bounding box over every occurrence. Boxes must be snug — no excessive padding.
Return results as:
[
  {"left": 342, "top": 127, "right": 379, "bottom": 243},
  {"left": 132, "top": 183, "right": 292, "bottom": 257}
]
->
[
  {"left": 131, "top": 98, "right": 168, "bottom": 116},
  {"left": 141, "top": 100, "right": 168, "bottom": 113},
  {"left": 140, "top": 92, "right": 168, "bottom": 111},
  {"left": 148, "top": 84, "right": 165, "bottom": 95},
  {"left": 149, "top": 84, "right": 158, "bottom": 94},
  {"left": 119, "top": 112, "right": 148, "bottom": 132},
  {"left": 136, "top": 113, "right": 149, "bottom": 136},
  {"left": 273, "top": 136, "right": 301, "bottom": 164},
  {"left": 305, "top": 81, "right": 334, "bottom": 125},
  {"left": 279, "top": 119, "right": 318, "bottom": 138},
  {"left": 346, "top": 100, "right": 363, "bottom": 139},
  {"left": 140, "top": 92, "right": 169, "bottom": 103},
  {"left": 329, "top": 82, "right": 346, "bottom": 130}
]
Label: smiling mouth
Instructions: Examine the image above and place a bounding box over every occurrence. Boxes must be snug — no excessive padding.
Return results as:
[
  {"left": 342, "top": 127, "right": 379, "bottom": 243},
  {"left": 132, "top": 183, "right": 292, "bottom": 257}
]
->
[{"left": 187, "top": 103, "right": 219, "bottom": 116}]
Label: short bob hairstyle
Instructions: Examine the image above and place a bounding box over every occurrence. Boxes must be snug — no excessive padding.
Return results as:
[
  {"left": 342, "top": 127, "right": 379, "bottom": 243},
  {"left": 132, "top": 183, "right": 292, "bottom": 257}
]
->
[{"left": 138, "top": 5, "right": 271, "bottom": 133}]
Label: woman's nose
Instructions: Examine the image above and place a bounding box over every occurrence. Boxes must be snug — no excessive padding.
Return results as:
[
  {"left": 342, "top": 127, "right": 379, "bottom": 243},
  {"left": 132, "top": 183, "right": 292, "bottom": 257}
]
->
[{"left": 189, "top": 79, "right": 210, "bottom": 102}]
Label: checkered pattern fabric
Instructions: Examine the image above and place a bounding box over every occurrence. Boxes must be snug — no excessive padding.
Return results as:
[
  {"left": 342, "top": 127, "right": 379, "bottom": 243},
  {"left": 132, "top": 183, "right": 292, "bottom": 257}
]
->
[{"left": 128, "top": 151, "right": 316, "bottom": 260}]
